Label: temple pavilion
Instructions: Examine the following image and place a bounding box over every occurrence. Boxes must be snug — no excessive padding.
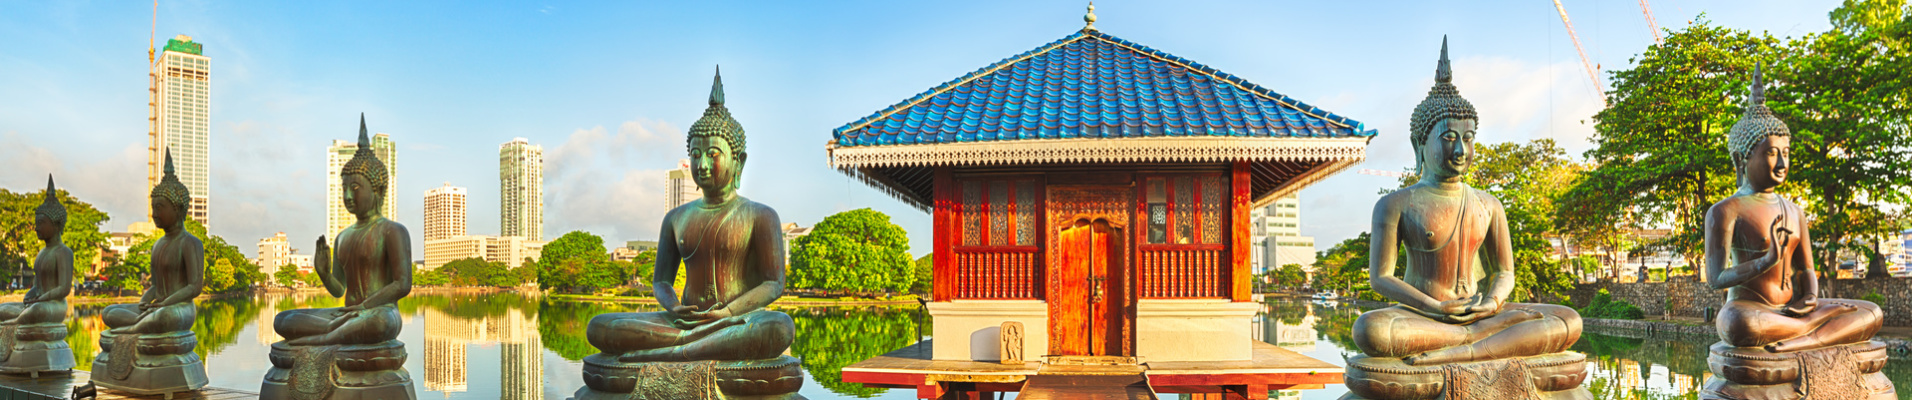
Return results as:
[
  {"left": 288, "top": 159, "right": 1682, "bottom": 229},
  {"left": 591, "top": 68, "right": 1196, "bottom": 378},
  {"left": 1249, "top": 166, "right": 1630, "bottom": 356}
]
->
[{"left": 831, "top": 7, "right": 1367, "bottom": 399}]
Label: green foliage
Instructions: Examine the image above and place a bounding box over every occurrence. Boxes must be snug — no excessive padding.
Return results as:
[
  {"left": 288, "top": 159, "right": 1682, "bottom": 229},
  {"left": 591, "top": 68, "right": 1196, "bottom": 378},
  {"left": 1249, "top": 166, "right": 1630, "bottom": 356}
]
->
[
  {"left": 104, "top": 236, "right": 154, "bottom": 293},
  {"left": 0, "top": 186, "right": 112, "bottom": 281},
  {"left": 1863, "top": 290, "right": 1887, "bottom": 304},
  {"left": 910, "top": 253, "right": 933, "bottom": 294},
  {"left": 537, "top": 231, "right": 611, "bottom": 292},
  {"left": 788, "top": 209, "right": 914, "bottom": 295},
  {"left": 1579, "top": 288, "right": 1647, "bottom": 320},
  {"left": 297, "top": 271, "right": 322, "bottom": 288},
  {"left": 273, "top": 266, "right": 300, "bottom": 287},
  {"left": 1274, "top": 264, "right": 1307, "bottom": 289},
  {"left": 207, "top": 259, "right": 236, "bottom": 292},
  {"left": 789, "top": 307, "right": 920, "bottom": 397},
  {"left": 414, "top": 268, "right": 450, "bottom": 286},
  {"left": 1310, "top": 233, "right": 1371, "bottom": 294},
  {"left": 185, "top": 219, "right": 263, "bottom": 293}
]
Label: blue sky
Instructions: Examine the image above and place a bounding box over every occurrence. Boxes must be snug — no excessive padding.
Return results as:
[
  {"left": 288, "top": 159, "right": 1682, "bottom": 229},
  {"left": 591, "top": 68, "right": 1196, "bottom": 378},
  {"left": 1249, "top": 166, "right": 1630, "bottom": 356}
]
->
[{"left": 0, "top": 1, "right": 1841, "bottom": 259}]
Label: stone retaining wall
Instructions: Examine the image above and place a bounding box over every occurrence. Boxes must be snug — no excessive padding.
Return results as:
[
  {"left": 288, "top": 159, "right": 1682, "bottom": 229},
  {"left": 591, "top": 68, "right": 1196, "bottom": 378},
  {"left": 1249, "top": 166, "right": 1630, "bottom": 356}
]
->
[{"left": 1546, "top": 274, "right": 1912, "bottom": 327}]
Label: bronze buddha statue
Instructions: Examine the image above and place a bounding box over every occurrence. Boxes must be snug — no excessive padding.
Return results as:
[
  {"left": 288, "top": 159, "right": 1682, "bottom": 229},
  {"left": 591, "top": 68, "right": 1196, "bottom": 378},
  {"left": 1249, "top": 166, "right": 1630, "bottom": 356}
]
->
[
  {"left": 92, "top": 150, "right": 209, "bottom": 395},
  {"left": 0, "top": 176, "right": 77, "bottom": 377},
  {"left": 1340, "top": 38, "right": 1590, "bottom": 400},
  {"left": 1700, "top": 64, "right": 1893, "bottom": 400},
  {"left": 259, "top": 116, "right": 416, "bottom": 400},
  {"left": 575, "top": 68, "right": 804, "bottom": 400}
]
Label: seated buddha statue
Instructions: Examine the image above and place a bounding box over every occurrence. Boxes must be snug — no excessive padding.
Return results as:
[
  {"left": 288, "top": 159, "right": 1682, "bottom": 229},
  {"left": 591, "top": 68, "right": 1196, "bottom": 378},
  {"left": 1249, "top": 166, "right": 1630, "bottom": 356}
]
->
[
  {"left": 93, "top": 150, "right": 208, "bottom": 394},
  {"left": 577, "top": 69, "right": 802, "bottom": 400},
  {"left": 1700, "top": 65, "right": 1892, "bottom": 399},
  {"left": 1341, "top": 39, "right": 1587, "bottom": 400},
  {"left": 0, "top": 176, "right": 77, "bottom": 375},
  {"left": 259, "top": 116, "right": 415, "bottom": 400}
]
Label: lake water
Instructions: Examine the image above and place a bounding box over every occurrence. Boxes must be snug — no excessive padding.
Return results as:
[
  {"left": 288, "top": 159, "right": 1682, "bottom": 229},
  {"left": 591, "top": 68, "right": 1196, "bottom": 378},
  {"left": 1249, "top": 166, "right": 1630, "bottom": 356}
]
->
[{"left": 55, "top": 293, "right": 1912, "bottom": 399}]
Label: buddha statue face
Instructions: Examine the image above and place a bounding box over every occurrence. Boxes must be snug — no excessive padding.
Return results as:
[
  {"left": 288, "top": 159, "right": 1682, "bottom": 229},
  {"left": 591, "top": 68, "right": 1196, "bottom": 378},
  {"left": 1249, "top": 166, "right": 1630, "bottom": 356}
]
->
[
  {"left": 342, "top": 173, "right": 384, "bottom": 218},
  {"left": 150, "top": 197, "right": 183, "bottom": 231},
  {"left": 1739, "top": 135, "right": 1791, "bottom": 192},
  {"left": 689, "top": 135, "right": 743, "bottom": 196},
  {"left": 34, "top": 213, "right": 61, "bottom": 243},
  {"left": 1416, "top": 118, "right": 1477, "bottom": 181}
]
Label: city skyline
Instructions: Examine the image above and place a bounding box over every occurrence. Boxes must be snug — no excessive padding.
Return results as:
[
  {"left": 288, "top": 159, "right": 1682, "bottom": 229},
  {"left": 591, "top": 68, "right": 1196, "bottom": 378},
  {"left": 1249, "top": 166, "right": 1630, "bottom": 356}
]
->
[{"left": 0, "top": 1, "right": 1844, "bottom": 257}]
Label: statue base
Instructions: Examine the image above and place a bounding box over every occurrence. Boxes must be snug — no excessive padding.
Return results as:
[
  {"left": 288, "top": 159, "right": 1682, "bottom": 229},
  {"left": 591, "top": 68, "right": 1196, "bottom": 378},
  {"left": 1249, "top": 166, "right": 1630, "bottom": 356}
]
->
[
  {"left": 90, "top": 330, "right": 208, "bottom": 396},
  {"left": 1339, "top": 351, "right": 1591, "bottom": 400},
  {"left": 573, "top": 354, "right": 805, "bottom": 400},
  {"left": 0, "top": 323, "right": 74, "bottom": 376},
  {"left": 260, "top": 340, "right": 416, "bottom": 400},
  {"left": 1701, "top": 340, "right": 1895, "bottom": 400}
]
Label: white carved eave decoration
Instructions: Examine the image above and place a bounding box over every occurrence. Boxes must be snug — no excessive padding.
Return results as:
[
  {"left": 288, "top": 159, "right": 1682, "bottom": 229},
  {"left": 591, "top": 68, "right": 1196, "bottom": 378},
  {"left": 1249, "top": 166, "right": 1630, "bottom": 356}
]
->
[{"left": 827, "top": 136, "right": 1371, "bottom": 169}]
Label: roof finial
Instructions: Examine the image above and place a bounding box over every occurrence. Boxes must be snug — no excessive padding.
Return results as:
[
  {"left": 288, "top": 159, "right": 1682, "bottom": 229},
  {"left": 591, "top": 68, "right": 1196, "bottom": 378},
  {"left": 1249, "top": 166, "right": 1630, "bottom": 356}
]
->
[
  {"left": 1435, "top": 35, "right": 1452, "bottom": 83},
  {"left": 1084, "top": 2, "right": 1097, "bottom": 30},
  {"left": 710, "top": 65, "right": 726, "bottom": 106},
  {"left": 1749, "top": 61, "right": 1766, "bottom": 105},
  {"left": 358, "top": 113, "right": 371, "bottom": 147}
]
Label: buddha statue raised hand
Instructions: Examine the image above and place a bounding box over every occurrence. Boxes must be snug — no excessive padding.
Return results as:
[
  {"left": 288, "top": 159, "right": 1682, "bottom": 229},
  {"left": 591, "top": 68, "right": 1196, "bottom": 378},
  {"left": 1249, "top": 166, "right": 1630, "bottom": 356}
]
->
[
  {"left": 1340, "top": 38, "right": 1588, "bottom": 400},
  {"left": 576, "top": 68, "right": 803, "bottom": 400},
  {"left": 1700, "top": 64, "right": 1892, "bottom": 400},
  {"left": 259, "top": 116, "right": 415, "bottom": 400}
]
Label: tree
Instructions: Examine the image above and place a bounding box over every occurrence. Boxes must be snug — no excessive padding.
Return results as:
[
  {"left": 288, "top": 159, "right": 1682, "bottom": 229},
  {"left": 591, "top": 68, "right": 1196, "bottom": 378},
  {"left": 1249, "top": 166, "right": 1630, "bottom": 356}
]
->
[
  {"left": 788, "top": 208, "right": 914, "bottom": 295},
  {"left": 186, "top": 219, "right": 262, "bottom": 293},
  {"left": 0, "top": 187, "right": 112, "bottom": 281},
  {"left": 537, "top": 231, "right": 609, "bottom": 291},
  {"left": 911, "top": 253, "right": 933, "bottom": 295},
  {"left": 274, "top": 267, "right": 300, "bottom": 287},
  {"left": 1560, "top": 18, "right": 1784, "bottom": 270},
  {"left": 414, "top": 269, "right": 449, "bottom": 286},
  {"left": 104, "top": 235, "right": 154, "bottom": 294},
  {"left": 1275, "top": 264, "right": 1307, "bottom": 290}
]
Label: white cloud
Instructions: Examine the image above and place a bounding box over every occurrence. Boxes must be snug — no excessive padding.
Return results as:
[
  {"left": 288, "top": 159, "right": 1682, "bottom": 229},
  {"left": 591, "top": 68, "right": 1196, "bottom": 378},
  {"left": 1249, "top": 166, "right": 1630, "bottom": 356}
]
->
[
  {"left": 0, "top": 131, "right": 147, "bottom": 231},
  {"left": 544, "top": 119, "right": 685, "bottom": 242}
]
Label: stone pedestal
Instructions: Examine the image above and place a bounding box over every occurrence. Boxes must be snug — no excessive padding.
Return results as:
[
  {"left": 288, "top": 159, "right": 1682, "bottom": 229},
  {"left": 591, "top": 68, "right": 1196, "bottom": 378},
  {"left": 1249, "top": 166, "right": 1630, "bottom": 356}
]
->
[
  {"left": 1701, "top": 340, "right": 1895, "bottom": 400},
  {"left": 1340, "top": 351, "right": 1591, "bottom": 400},
  {"left": 91, "top": 330, "right": 207, "bottom": 396},
  {"left": 573, "top": 354, "right": 805, "bottom": 400},
  {"left": 0, "top": 322, "right": 74, "bottom": 376},
  {"left": 261, "top": 340, "right": 415, "bottom": 400}
]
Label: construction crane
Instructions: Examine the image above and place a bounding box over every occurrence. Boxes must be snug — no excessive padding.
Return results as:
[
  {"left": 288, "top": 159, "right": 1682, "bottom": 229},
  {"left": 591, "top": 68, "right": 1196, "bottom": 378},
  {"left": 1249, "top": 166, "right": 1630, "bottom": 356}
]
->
[
  {"left": 1551, "top": 0, "right": 1609, "bottom": 107},
  {"left": 1639, "top": 0, "right": 1663, "bottom": 43}
]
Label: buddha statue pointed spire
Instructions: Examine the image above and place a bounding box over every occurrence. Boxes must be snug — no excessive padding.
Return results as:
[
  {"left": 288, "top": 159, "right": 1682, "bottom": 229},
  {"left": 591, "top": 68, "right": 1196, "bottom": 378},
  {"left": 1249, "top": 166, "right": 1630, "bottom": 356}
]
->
[
  {"left": 340, "top": 113, "right": 390, "bottom": 193},
  {"left": 1435, "top": 36, "right": 1452, "bottom": 83},
  {"left": 37, "top": 174, "right": 64, "bottom": 224},
  {"left": 689, "top": 67, "right": 746, "bottom": 161},
  {"left": 151, "top": 148, "right": 190, "bottom": 211},
  {"left": 709, "top": 66, "right": 725, "bottom": 106}
]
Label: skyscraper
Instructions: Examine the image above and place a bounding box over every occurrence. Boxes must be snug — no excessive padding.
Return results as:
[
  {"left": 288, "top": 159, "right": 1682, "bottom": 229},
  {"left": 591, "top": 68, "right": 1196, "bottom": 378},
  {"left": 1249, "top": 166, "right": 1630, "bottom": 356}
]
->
[
  {"left": 666, "top": 158, "right": 698, "bottom": 209},
  {"left": 499, "top": 138, "right": 543, "bottom": 241},
  {"left": 423, "top": 183, "right": 467, "bottom": 241},
  {"left": 1260, "top": 194, "right": 1316, "bottom": 275},
  {"left": 326, "top": 134, "right": 397, "bottom": 245},
  {"left": 147, "top": 35, "right": 212, "bottom": 227}
]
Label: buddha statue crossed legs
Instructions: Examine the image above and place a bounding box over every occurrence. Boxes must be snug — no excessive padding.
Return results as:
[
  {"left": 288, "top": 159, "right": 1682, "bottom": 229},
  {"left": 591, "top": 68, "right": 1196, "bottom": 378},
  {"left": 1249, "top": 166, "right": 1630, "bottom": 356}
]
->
[
  {"left": 0, "top": 176, "right": 77, "bottom": 376},
  {"left": 576, "top": 68, "right": 804, "bottom": 400},
  {"left": 92, "top": 150, "right": 209, "bottom": 395},
  {"left": 1699, "top": 64, "right": 1892, "bottom": 400},
  {"left": 259, "top": 116, "right": 416, "bottom": 400},
  {"left": 1340, "top": 38, "right": 1589, "bottom": 400}
]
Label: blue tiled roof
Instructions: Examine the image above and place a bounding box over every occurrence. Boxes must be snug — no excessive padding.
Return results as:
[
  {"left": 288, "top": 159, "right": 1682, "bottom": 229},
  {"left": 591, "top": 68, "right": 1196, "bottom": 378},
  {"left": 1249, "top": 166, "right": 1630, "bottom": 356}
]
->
[{"left": 832, "top": 29, "right": 1376, "bottom": 147}]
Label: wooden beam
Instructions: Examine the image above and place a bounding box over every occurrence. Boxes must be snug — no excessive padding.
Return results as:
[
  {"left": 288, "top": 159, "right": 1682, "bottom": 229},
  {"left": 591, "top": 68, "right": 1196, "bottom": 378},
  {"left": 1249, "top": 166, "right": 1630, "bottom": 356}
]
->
[
  {"left": 934, "top": 167, "right": 954, "bottom": 302},
  {"left": 1230, "top": 161, "right": 1252, "bottom": 302}
]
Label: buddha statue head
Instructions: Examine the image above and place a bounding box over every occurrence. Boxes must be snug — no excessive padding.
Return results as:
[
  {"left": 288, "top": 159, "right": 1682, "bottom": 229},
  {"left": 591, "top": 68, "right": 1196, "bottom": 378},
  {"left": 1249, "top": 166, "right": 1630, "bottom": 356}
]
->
[
  {"left": 339, "top": 115, "right": 391, "bottom": 220},
  {"left": 1727, "top": 63, "right": 1792, "bottom": 191},
  {"left": 150, "top": 149, "right": 191, "bottom": 230},
  {"left": 36, "top": 175, "right": 65, "bottom": 241},
  {"left": 687, "top": 66, "right": 748, "bottom": 198},
  {"left": 1409, "top": 37, "right": 1480, "bottom": 181}
]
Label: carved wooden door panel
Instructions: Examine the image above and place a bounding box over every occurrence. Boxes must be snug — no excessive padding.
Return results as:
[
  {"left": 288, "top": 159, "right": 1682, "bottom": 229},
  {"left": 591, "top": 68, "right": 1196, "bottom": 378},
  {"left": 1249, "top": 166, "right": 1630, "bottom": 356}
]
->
[
  {"left": 1086, "top": 222, "right": 1126, "bottom": 356},
  {"left": 1051, "top": 224, "right": 1092, "bottom": 355}
]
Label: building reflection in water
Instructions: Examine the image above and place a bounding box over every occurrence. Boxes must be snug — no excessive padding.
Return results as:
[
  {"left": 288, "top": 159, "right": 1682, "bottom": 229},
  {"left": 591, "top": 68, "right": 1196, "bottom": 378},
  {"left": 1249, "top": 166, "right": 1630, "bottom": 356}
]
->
[
  {"left": 1252, "top": 300, "right": 1316, "bottom": 353},
  {"left": 423, "top": 307, "right": 543, "bottom": 399}
]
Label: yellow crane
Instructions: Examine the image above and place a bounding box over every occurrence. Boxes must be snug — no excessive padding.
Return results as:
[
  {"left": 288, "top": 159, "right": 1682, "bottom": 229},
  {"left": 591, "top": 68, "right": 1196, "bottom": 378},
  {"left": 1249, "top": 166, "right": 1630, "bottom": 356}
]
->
[{"left": 1551, "top": 0, "right": 1608, "bottom": 107}]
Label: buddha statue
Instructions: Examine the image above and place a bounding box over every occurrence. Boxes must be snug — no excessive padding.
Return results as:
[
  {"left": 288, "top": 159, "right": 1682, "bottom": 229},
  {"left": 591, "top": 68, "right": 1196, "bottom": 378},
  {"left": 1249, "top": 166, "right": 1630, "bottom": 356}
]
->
[
  {"left": 1699, "top": 64, "right": 1893, "bottom": 400},
  {"left": 575, "top": 68, "right": 804, "bottom": 400},
  {"left": 1339, "top": 38, "right": 1590, "bottom": 400},
  {"left": 92, "top": 150, "right": 209, "bottom": 395},
  {"left": 259, "top": 116, "right": 416, "bottom": 400},
  {"left": 0, "top": 176, "right": 77, "bottom": 377}
]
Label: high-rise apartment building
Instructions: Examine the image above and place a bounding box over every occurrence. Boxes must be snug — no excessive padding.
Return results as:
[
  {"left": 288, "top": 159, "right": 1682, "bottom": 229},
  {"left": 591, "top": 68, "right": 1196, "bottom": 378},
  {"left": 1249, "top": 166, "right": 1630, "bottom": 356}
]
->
[
  {"left": 500, "top": 138, "right": 544, "bottom": 241},
  {"left": 1260, "top": 194, "right": 1316, "bottom": 275},
  {"left": 666, "top": 158, "right": 698, "bottom": 209},
  {"left": 326, "top": 134, "right": 397, "bottom": 245},
  {"left": 255, "top": 232, "right": 290, "bottom": 274},
  {"left": 147, "top": 35, "right": 213, "bottom": 227},
  {"left": 421, "top": 235, "right": 544, "bottom": 270},
  {"left": 423, "top": 183, "right": 468, "bottom": 241}
]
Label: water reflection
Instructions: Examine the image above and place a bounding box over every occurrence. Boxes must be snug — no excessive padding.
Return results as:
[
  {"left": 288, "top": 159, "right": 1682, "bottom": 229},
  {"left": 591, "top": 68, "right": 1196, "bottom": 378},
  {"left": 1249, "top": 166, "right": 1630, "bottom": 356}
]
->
[{"left": 1256, "top": 298, "right": 1912, "bottom": 400}]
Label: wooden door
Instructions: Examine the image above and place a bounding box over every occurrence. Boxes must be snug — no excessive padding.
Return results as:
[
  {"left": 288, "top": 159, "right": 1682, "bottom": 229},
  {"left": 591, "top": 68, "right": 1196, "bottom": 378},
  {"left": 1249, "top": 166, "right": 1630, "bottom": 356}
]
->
[{"left": 1050, "top": 219, "right": 1129, "bottom": 356}]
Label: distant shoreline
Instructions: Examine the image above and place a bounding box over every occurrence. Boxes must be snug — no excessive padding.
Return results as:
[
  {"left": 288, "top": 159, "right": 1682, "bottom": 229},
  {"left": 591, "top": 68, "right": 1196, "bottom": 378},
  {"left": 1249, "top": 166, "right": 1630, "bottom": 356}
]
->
[{"left": 548, "top": 293, "right": 922, "bottom": 308}]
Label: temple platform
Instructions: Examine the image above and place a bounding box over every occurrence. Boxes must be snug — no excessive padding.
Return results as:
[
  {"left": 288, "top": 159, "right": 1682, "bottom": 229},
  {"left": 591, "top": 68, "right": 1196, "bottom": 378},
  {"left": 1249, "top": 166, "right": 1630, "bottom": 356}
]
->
[
  {"left": 841, "top": 339, "right": 1341, "bottom": 399},
  {"left": 0, "top": 369, "right": 257, "bottom": 400}
]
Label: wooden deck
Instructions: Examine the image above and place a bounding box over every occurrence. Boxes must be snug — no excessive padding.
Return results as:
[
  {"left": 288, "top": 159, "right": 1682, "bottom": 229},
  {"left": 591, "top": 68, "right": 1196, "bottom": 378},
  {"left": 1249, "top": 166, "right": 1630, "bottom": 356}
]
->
[
  {"left": 0, "top": 370, "right": 258, "bottom": 400},
  {"left": 840, "top": 340, "right": 1341, "bottom": 400}
]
